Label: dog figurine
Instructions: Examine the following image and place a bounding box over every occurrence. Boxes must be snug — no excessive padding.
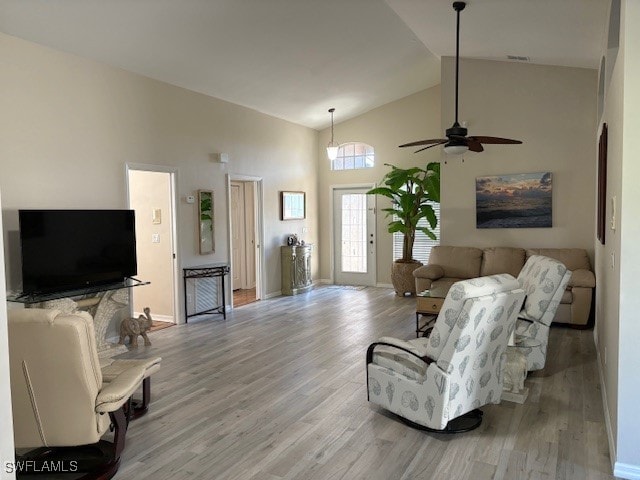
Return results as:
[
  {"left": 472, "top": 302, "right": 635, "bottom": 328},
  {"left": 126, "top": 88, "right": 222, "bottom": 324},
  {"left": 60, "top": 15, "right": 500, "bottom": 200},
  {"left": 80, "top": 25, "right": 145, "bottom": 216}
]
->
[{"left": 118, "top": 307, "right": 153, "bottom": 347}]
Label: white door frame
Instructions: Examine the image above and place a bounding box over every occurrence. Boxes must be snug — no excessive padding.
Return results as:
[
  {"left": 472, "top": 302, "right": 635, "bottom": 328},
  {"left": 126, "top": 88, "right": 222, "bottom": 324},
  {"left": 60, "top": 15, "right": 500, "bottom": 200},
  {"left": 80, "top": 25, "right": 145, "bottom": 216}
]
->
[
  {"left": 125, "top": 163, "right": 182, "bottom": 323},
  {"left": 226, "top": 174, "right": 264, "bottom": 307},
  {"left": 329, "top": 183, "right": 376, "bottom": 285}
]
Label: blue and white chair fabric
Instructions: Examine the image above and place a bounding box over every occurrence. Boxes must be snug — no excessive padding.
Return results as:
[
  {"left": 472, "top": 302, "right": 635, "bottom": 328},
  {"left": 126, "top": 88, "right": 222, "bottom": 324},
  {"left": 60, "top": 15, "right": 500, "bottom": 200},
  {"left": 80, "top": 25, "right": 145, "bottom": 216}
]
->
[
  {"left": 366, "top": 274, "right": 525, "bottom": 432},
  {"left": 515, "top": 255, "right": 572, "bottom": 371}
]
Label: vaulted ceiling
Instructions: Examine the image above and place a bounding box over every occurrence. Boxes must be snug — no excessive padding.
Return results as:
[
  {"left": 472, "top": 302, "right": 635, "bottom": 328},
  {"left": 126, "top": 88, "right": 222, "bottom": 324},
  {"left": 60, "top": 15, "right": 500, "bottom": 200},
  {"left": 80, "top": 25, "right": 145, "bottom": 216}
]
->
[{"left": 0, "top": 0, "right": 608, "bottom": 129}]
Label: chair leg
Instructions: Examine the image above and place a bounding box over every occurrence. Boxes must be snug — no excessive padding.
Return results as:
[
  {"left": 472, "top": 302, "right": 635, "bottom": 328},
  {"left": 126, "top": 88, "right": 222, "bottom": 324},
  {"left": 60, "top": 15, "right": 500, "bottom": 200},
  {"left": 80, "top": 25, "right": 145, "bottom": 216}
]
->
[
  {"left": 130, "top": 377, "right": 151, "bottom": 420},
  {"left": 398, "top": 409, "right": 484, "bottom": 434}
]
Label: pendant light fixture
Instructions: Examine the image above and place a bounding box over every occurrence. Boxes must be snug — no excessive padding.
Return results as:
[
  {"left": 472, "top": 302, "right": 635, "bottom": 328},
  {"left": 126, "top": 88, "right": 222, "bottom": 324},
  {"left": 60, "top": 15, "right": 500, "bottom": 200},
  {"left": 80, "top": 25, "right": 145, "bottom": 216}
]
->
[{"left": 326, "top": 108, "right": 339, "bottom": 160}]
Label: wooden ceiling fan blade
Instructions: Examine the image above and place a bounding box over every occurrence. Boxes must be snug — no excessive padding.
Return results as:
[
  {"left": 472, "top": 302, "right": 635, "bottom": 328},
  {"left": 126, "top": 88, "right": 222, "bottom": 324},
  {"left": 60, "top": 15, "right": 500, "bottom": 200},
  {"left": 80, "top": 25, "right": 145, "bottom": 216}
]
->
[
  {"left": 470, "top": 136, "right": 522, "bottom": 144},
  {"left": 399, "top": 138, "right": 448, "bottom": 148},
  {"left": 414, "top": 141, "right": 447, "bottom": 153},
  {"left": 467, "top": 138, "right": 484, "bottom": 152}
]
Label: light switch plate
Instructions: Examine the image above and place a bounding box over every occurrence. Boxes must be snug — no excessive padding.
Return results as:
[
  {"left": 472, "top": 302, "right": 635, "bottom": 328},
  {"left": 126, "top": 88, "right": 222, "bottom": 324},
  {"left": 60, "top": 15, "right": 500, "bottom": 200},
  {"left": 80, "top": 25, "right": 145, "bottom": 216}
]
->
[{"left": 152, "top": 233, "right": 160, "bottom": 243}]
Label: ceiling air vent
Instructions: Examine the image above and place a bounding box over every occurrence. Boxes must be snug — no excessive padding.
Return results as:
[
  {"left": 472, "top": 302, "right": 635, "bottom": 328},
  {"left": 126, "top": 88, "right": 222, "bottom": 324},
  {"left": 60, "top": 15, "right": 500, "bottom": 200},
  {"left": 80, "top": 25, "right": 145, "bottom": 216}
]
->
[{"left": 507, "top": 55, "right": 530, "bottom": 62}]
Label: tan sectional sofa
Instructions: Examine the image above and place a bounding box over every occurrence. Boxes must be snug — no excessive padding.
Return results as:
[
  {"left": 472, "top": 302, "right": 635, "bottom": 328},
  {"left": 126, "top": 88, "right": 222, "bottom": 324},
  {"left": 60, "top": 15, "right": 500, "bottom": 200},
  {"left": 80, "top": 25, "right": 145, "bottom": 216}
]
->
[{"left": 413, "top": 246, "right": 596, "bottom": 327}]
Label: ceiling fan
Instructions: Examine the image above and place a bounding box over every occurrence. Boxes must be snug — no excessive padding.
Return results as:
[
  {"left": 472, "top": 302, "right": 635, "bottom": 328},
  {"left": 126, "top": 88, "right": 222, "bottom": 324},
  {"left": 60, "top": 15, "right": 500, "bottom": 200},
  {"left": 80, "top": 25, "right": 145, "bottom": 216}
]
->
[{"left": 400, "top": 1, "right": 522, "bottom": 155}]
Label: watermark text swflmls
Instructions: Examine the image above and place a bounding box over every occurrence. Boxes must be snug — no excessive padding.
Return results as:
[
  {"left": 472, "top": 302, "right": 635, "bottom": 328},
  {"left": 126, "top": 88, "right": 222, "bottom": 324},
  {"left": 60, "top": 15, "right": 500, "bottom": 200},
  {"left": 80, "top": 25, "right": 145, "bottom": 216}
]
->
[{"left": 5, "top": 460, "right": 79, "bottom": 473}]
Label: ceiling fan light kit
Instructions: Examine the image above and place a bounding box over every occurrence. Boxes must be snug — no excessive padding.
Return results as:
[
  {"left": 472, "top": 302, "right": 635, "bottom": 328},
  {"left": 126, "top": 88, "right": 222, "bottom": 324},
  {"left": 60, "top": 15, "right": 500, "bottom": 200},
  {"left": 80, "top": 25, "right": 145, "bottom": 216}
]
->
[
  {"left": 326, "top": 107, "right": 339, "bottom": 161},
  {"left": 399, "top": 1, "right": 522, "bottom": 156},
  {"left": 443, "top": 144, "right": 469, "bottom": 155}
]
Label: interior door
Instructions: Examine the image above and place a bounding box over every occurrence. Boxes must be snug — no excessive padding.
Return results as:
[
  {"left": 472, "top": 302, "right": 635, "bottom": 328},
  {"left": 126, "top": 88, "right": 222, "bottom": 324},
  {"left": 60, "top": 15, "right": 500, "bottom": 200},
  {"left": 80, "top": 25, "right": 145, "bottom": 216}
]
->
[
  {"left": 230, "top": 182, "right": 244, "bottom": 290},
  {"left": 243, "top": 182, "right": 256, "bottom": 288},
  {"left": 333, "top": 187, "right": 376, "bottom": 286}
]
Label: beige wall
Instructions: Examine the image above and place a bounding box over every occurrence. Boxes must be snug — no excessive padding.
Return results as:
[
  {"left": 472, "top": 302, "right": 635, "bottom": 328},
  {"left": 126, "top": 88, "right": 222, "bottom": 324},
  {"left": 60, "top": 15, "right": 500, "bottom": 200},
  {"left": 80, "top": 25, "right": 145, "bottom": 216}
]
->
[
  {"left": 317, "top": 87, "right": 441, "bottom": 285},
  {"left": 0, "top": 33, "right": 319, "bottom": 327},
  {"left": 128, "top": 170, "right": 174, "bottom": 320},
  {"left": 440, "top": 58, "right": 597, "bottom": 255},
  {"left": 598, "top": 0, "right": 640, "bottom": 473},
  {"left": 595, "top": 0, "right": 622, "bottom": 462}
]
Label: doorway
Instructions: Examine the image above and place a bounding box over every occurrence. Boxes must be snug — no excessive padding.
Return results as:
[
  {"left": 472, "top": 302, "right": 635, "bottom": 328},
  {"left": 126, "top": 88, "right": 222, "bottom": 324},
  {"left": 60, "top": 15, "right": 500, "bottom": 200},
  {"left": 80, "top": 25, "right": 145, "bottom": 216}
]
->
[
  {"left": 126, "top": 166, "right": 179, "bottom": 325},
  {"left": 227, "top": 175, "right": 263, "bottom": 307},
  {"left": 332, "top": 185, "right": 376, "bottom": 286}
]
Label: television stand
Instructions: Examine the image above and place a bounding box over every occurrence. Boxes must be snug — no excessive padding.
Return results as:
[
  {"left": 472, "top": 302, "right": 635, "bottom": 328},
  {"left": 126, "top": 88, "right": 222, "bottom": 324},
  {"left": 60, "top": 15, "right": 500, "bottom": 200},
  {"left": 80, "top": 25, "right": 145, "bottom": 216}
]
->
[
  {"left": 8, "top": 279, "right": 150, "bottom": 363},
  {"left": 7, "top": 278, "right": 150, "bottom": 305}
]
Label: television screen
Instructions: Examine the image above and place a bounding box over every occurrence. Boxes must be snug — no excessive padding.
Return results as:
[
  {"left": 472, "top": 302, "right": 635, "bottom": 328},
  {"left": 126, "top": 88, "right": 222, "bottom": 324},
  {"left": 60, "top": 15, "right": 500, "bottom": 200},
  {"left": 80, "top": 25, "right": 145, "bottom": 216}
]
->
[{"left": 19, "top": 209, "right": 137, "bottom": 295}]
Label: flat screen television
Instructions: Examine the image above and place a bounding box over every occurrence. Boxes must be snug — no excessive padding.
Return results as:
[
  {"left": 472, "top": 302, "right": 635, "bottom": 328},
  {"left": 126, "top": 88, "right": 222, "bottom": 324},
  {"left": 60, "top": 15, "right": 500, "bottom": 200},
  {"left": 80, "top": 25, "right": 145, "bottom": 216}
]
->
[{"left": 19, "top": 209, "right": 137, "bottom": 295}]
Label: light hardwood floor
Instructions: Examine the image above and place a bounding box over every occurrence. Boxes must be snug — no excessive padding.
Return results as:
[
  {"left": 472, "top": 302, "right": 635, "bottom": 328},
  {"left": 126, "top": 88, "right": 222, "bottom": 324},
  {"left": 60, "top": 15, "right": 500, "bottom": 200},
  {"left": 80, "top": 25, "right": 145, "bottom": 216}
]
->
[{"left": 115, "top": 286, "right": 617, "bottom": 480}]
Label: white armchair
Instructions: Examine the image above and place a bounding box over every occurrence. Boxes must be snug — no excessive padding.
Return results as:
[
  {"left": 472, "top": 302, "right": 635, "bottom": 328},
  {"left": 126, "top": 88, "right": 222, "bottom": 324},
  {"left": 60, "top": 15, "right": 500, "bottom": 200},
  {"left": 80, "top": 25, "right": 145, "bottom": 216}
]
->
[
  {"left": 367, "top": 274, "right": 525, "bottom": 432},
  {"left": 515, "top": 255, "right": 572, "bottom": 371},
  {"left": 8, "top": 308, "right": 148, "bottom": 479}
]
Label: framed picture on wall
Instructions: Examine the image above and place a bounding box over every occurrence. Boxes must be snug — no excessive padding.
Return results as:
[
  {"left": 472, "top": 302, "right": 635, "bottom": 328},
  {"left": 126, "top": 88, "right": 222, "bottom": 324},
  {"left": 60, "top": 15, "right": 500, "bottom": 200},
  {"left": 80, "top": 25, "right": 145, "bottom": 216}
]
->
[
  {"left": 597, "top": 123, "right": 608, "bottom": 244},
  {"left": 280, "top": 191, "right": 305, "bottom": 220},
  {"left": 476, "top": 172, "right": 552, "bottom": 228}
]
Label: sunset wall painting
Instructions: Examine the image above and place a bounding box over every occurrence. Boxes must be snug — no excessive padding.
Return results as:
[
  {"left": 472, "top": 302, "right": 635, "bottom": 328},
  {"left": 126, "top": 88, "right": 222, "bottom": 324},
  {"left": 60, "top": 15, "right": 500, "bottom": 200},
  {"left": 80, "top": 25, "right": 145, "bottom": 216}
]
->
[{"left": 476, "top": 172, "right": 552, "bottom": 229}]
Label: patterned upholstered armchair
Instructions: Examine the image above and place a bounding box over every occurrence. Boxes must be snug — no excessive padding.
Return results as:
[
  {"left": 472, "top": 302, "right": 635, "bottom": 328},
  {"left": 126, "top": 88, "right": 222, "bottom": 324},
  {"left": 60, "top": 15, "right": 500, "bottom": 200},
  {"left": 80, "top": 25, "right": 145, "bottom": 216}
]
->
[
  {"left": 515, "top": 255, "right": 572, "bottom": 371},
  {"left": 366, "top": 274, "right": 525, "bottom": 432}
]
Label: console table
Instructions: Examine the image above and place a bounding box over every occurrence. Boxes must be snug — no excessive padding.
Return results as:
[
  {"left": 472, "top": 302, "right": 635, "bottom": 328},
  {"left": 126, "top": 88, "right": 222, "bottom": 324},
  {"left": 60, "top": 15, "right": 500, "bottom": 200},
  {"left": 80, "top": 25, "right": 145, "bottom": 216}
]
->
[
  {"left": 415, "top": 289, "right": 445, "bottom": 337},
  {"left": 182, "top": 263, "right": 230, "bottom": 322}
]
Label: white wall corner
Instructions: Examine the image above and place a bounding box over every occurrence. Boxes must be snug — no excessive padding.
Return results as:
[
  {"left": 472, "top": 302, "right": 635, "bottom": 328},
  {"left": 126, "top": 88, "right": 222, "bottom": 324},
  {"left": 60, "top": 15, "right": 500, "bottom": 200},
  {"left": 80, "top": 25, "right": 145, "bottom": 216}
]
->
[{"left": 0, "top": 193, "right": 16, "bottom": 480}]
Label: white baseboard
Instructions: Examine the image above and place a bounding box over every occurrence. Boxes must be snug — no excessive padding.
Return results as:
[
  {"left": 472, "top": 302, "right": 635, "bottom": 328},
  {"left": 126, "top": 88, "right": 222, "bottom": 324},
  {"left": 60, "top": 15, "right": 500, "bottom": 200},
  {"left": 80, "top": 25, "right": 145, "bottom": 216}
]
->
[
  {"left": 134, "top": 312, "right": 174, "bottom": 323},
  {"left": 375, "top": 283, "right": 393, "bottom": 289},
  {"left": 263, "top": 291, "right": 282, "bottom": 300},
  {"left": 595, "top": 335, "right": 618, "bottom": 475},
  {"left": 318, "top": 278, "right": 333, "bottom": 285},
  {"left": 615, "top": 463, "right": 640, "bottom": 480}
]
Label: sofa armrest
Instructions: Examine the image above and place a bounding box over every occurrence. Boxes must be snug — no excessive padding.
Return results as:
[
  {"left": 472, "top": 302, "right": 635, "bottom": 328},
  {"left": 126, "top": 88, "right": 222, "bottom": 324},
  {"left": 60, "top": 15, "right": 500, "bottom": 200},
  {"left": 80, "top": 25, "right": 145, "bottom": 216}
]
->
[
  {"left": 568, "top": 269, "right": 595, "bottom": 288},
  {"left": 95, "top": 364, "right": 147, "bottom": 413},
  {"left": 413, "top": 264, "right": 445, "bottom": 280}
]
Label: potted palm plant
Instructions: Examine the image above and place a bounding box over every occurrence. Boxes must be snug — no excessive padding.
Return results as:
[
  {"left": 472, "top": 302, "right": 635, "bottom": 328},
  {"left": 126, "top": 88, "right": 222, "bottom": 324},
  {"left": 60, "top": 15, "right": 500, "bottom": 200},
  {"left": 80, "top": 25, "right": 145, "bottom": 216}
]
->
[{"left": 368, "top": 161, "right": 440, "bottom": 296}]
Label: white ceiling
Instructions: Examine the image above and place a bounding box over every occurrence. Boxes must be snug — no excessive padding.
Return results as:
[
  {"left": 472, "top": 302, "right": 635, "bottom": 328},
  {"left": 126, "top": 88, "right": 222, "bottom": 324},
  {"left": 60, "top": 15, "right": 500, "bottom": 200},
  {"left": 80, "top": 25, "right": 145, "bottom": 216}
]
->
[{"left": 0, "top": 0, "right": 608, "bottom": 130}]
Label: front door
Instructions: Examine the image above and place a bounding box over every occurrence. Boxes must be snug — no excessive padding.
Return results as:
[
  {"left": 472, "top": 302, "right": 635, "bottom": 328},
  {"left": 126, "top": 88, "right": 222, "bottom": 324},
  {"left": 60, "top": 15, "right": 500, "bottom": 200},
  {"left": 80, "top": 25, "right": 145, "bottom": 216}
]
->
[{"left": 332, "top": 187, "right": 376, "bottom": 286}]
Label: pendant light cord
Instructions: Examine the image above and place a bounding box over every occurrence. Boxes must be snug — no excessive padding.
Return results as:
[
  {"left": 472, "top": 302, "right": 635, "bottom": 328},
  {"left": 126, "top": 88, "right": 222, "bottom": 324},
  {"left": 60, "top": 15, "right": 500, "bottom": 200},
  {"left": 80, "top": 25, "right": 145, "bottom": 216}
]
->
[
  {"left": 455, "top": 5, "right": 460, "bottom": 125},
  {"left": 329, "top": 108, "right": 335, "bottom": 143}
]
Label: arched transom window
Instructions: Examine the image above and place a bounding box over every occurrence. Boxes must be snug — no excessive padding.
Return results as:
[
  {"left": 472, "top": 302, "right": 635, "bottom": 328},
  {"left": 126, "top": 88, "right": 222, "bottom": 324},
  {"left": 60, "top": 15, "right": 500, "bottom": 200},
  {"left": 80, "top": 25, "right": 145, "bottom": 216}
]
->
[{"left": 331, "top": 142, "right": 375, "bottom": 171}]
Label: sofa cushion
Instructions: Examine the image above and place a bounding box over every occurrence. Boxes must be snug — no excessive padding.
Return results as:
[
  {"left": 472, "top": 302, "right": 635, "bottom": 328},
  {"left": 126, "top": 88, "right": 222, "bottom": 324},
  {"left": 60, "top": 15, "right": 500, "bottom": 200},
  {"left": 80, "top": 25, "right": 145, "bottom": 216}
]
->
[
  {"left": 480, "top": 247, "right": 526, "bottom": 277},
  {"left": 412, "top": 264, "right": 445, "bottom": 280},
  {"left": 428, "top": 246, "right": 483, "bottom": 279},
  {"left": 526, "top": 248, "right": 591, "bottom": 271},
  {"left": 561, "top": 290, "right": 572, "bottom": 304}
]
